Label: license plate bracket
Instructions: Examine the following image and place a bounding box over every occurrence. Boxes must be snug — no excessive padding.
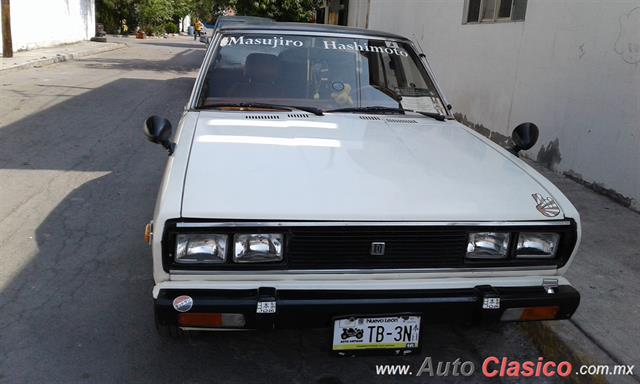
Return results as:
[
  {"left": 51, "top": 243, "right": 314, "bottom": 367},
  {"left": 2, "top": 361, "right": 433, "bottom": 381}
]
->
[{"left": 331, "top": 313, "right": 421, "bottom": 356}]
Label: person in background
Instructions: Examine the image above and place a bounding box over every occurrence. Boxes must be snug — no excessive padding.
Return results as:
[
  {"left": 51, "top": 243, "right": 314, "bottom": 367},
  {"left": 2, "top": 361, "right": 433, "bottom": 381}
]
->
[{"left": 194, "top": 19, "right": 204, "bottom": 40}]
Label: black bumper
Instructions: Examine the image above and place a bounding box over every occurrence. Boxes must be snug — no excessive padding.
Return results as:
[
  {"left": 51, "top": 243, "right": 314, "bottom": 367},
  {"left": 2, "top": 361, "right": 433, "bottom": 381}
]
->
[{"left": 154, "top": 284, "right": 580, "bottom": 329}]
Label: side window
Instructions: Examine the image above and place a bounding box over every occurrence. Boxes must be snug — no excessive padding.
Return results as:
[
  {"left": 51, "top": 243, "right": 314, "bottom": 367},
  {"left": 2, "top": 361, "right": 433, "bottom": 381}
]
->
[
  {"left": 370, "top": 55, "right": 401, "bottom": 90},
  {"left": 464, "top": 0, "right": 527, "bottom": 23},
  {"left": 384, "top": 56, "right": 403, "bottom": 88},
  {"left": 363, "top": 42, "right": 404, "bottom": 90}
]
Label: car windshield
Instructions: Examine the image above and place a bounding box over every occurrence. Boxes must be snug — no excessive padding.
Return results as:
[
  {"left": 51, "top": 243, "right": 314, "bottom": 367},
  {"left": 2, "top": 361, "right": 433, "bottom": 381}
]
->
[{"left": 197, "top": 32, "right": 446, "bottom": 115}]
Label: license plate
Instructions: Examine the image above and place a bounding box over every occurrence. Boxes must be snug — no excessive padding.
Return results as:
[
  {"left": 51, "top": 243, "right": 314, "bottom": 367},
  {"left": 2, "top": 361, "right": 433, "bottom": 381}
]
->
[{"left": 332, "top": 315, "right": 420, "bottom": 351}]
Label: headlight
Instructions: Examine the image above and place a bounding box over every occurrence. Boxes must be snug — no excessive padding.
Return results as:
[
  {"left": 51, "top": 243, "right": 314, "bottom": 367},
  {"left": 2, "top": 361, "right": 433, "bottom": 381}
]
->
[
  {"left": 233, "top": 233, "right": 283, "bottom": 263},
  {"left": 516, "top": 232, "right": 560, "bottom": 258},
  {"left": 175, "top": 234, "right": 227, "bottom": 264},
  {"left": 466, "top": 232, "right": 510, "bottom": 259}
]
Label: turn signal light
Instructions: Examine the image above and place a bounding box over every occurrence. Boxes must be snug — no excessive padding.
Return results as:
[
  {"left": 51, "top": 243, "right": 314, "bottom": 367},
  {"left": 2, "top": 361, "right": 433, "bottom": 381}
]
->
[
  {"left": 144, "top": 223, "right": 152, "bottom": 244},
  {"left": 501, "top": 306, "right": 560, "bottom": 321},
  {"left": 177, "top": 313, "right": 246, "bottom": 328}
]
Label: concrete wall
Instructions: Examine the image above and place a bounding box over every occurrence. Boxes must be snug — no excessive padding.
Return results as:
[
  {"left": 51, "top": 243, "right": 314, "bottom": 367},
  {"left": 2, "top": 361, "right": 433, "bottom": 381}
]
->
[
  {"left": 0, "top": 0, "right": 95, "bottom": 54},
  {"left": 347, "top": 0, "right": 370, "bottom": 28},
  {"left": 357, "top": 0, "right": 640, "bottom": 209}
]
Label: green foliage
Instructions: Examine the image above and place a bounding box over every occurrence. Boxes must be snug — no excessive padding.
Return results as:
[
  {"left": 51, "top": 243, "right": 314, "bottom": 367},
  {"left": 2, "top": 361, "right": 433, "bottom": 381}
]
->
[
  {"left": 165, "top": 22, "right": 180, "bottom": 34},
  {"left": 191, "top": 0, "right": 320, "bottom": 23},
  {"left": 97, "top": 0, "right": 196, "bottom": 34},
  {"left": 170, "top": 0, "right": 195, "bottom": 22},
  {"left": 192, "top": 0, "right": 233, "bottom": 23},
  {"left": 172, "top": 0, "right": 192, "bottom": 17},
  {"left": 96, "top": 0, "right": 320, "bottom": 34},
  {"left": 233, "top": 0, "right": 321, "bottom": 22},
  {"left": 96, "top": 0, "right": 138, "bottom": 34},
  {"left": 138, "top": 0, "right": 173, "bottom": 34}
]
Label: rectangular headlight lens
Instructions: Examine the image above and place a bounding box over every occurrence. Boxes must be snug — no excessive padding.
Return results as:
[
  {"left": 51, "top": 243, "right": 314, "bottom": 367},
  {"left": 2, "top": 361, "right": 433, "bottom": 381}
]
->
[
  {"left": 466, "top": 232, "right": 510, "bottom": 259},
  {"left": 233, "top": 233, "right": 283, "bottom": 263},
  {"left": 175, "top": 234, "right": 227, "bottom": 264},
  {"left": 516, "top": 232, "right": 560, "bottom": 258}
]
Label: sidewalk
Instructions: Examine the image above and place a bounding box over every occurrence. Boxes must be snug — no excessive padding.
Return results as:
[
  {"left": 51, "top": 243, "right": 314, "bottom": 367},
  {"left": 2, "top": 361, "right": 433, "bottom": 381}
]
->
[
  {"left": 0, "top": 40, "right": 125, "bottom": 72},
  {"left": 525, "top": 160, "right": 640, "bottom": 383}
]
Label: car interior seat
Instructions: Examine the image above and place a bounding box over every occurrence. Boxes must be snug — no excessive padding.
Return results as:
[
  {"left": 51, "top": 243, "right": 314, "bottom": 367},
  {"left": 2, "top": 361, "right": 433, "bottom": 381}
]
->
[{"left": 229, "top": 53, "right": 280, "bottom": 98}]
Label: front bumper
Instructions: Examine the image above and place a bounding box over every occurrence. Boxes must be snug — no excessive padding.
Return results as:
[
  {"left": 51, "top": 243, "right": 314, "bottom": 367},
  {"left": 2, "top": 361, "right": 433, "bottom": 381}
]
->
[{"left": 154, "top": 284, "right": 580, "bottom": 330}]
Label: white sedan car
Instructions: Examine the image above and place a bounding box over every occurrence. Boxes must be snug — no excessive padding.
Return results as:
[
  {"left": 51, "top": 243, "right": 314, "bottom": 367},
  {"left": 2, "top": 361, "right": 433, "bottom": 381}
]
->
[{"left": 144, "top": 22, "right": 580, "bottom": 354}]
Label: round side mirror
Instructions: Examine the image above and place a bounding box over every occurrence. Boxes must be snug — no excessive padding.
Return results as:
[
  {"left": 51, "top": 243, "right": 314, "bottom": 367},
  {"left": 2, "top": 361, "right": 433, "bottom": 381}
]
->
[
  {"left": 510, "top": 122, "right": 539, "bottom": 156},
  {"left": 144, "top": 116, "right": 174, "bottom": 154}
]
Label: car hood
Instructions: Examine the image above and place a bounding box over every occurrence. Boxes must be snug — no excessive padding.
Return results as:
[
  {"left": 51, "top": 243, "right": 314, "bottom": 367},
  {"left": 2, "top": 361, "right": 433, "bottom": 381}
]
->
[{"left": 181, "top": 111, "right": 564, "bottom": 221}]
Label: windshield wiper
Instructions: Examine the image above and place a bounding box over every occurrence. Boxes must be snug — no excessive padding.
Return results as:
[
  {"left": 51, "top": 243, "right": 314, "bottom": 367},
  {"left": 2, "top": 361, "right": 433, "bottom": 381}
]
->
[
  {"left": 325, "top": 106, "right": 405, "bottom": 115},
  {"left": 200, "top": 102, "right": 324, "bottom": 116},
  {"left": 406, "top": 109, "right": 446, "bottom": 121}
]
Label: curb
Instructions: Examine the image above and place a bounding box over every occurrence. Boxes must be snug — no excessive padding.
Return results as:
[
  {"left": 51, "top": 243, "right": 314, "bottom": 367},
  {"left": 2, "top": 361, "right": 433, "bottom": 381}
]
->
[
  {"left": 0, "top": 42, "right": 127, "bottom": 73},
  {"left": 522, "top": 321, "right": 639, "bottom": 384}
]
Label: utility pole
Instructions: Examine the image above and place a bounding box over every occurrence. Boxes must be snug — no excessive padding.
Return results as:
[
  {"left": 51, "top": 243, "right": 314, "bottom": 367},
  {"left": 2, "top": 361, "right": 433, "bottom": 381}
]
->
[{"left": 1, "top": 0, "right": 12, "bottom": 58}]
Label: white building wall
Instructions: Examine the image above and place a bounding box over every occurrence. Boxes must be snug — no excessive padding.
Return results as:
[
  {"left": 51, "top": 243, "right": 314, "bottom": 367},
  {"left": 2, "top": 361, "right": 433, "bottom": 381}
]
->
[
  {"left": 347, "top": 0, "right": 370, "bottom": 28},
  {"left": 359, "top": 0, "right": 640, "bottom": 209},
  {"left": 0, "top": 0, "right": 95, "bottom": 54}
]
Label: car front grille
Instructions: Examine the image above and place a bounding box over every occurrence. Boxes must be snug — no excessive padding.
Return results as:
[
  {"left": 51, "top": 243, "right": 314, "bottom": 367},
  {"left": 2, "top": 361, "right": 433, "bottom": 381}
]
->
[
  {"left": 162, "top": 220, "right": 577, "bottom": 272},
  {"left": 285, "top": 227, "right": 467, "bottom": 269}
]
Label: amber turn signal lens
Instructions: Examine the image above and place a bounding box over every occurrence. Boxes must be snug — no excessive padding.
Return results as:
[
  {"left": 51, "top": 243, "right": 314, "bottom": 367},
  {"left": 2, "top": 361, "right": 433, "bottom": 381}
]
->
[
  {"left": 144, "top": 223, "right": 152, "bottom": 244},
  {"left": 520, "top": 306, "right": 560, "bottom": 321}
]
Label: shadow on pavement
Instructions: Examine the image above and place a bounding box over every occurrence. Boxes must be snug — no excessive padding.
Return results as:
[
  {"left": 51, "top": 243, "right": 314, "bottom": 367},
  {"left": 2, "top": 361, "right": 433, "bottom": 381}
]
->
[
  {"left": 107, "top": 38, "right": 207, "bottom": 51},
  {"left": 138, "top": 41, "right": 208, "bottom": 50},
  {"left": 81, "top": 50, "right": 204, "bottom": 73}
]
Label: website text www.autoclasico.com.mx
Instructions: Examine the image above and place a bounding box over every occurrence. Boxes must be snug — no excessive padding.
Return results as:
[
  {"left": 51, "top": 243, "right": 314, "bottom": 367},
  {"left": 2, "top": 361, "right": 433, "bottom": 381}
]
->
[{"left": 374, "top": 356, "right": 635, "bottom": 379}]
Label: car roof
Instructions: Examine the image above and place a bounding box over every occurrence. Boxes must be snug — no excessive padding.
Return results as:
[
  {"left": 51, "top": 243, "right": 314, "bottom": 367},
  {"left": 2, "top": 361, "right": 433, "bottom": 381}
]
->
[
  {"left": 213, "top": 15, "right": 274, "bottom": 30},
  {"left": 218, "top": 22, "right": 409, "bottom": 41},
  {"left": 217, "top": 15, "right": 273, "bottom": 22}
]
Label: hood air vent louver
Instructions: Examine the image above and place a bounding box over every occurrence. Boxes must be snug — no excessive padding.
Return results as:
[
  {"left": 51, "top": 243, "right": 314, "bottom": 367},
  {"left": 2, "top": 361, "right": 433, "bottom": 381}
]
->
[
  {"left": 386, "top": 119, "right": 419, "bottom": 124},
  {"left": 287, "top": 113, "right": 311, "bottom": 119},
  {"left": 245, "top": 114, "right": 280, "bottom": 120},
  {"left": 359, "top": 115, "right": 381, "bottom": 121}
]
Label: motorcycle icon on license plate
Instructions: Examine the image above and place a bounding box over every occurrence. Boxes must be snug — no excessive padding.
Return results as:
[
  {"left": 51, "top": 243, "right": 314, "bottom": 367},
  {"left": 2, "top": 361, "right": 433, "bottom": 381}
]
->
[{"left": 341, "top": 327, "right": 364, "bottom": 340}]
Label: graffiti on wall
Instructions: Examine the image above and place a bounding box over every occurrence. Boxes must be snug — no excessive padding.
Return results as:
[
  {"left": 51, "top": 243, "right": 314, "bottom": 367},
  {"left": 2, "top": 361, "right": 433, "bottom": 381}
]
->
[{"left": 615, "top": 7, "right": 640, "bottom": 64}]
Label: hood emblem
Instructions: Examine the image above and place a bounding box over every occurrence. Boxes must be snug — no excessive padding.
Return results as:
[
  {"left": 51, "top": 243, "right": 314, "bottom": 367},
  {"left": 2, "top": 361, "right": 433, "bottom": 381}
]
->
[
  {"left": 532, "top": 193, "right": 561, "bottom": 217},
  {"left": 370, "top": 242, "right": 386, "bottom": 256}
]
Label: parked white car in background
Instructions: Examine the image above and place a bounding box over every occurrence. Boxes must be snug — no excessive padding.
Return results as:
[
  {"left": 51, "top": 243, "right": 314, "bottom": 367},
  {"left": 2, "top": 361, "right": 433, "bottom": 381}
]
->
[{"left": 144, "top": 22, "right": 580, "bottom": 355}]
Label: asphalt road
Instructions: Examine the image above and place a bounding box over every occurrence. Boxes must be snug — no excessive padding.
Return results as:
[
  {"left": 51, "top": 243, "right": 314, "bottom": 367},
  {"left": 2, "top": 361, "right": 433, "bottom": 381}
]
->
[{"left": 0, "top": 36, "right": 563, "bottom": 384}]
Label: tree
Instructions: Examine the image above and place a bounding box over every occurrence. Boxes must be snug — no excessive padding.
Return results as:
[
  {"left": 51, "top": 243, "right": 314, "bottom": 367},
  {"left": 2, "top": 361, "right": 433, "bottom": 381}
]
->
[
  {"left": 192, "top": 0, "right": 232, "bottom": 23},
  {"left": 96, "top": 0, "right": 139, "bottom": 33},
  {"left": 96, "top": 0, "right": 320, "bottom": 34},
  {"left": 138, "top": 0, "right": 173, "bottom": 34},
  {"left": 171, "top": 0, "right": 195, "bottom": 22},
  {"left": 191, "top": 0, "right": 320, "bottom": 23},
  {"left": 233, "top": 0, "right": 321, "bottom": 22},
  {"left": 97, "top": 0, "right": 195, "bottom": 34}
]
